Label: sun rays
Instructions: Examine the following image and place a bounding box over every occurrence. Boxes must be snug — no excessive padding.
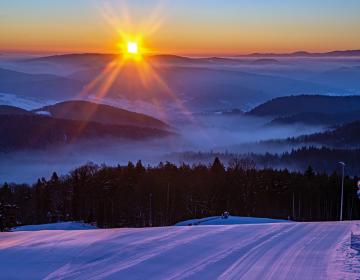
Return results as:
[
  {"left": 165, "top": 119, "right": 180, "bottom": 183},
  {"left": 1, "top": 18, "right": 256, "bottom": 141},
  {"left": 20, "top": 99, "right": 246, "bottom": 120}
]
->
[
  {"left": 76, "top": 2, "right": 192, "bottom": 117},
  {"left": 64, "top": 1, "right": 201, "bottom": 144}
]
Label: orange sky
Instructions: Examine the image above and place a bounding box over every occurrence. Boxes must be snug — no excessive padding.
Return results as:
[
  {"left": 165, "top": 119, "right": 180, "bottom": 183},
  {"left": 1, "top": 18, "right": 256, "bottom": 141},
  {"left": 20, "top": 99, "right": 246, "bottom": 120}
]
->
[{"left": 1, "top": 0, "right": 359, "bottom": 55}]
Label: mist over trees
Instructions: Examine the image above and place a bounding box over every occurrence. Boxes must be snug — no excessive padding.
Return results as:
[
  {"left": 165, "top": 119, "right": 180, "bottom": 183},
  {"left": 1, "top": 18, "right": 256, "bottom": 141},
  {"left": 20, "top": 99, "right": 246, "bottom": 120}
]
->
[
  {"left": 178, "top": 147, "right": 360, "bottom": 175},
  {"left": 1, "top": 158, "right": 359, "bottom": 231}
]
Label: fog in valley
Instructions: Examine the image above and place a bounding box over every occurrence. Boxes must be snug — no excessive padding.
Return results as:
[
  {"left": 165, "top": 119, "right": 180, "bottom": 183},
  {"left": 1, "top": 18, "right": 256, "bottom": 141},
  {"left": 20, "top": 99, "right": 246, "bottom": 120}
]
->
[{"left": 0, "top": 53, "right": 359, "bottom": 183}]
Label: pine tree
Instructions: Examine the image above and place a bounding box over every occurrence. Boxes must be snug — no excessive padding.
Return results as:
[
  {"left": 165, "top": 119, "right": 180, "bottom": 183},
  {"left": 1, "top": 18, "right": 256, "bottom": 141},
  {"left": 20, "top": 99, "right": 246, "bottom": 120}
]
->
[{"left": 0, "top": 183, "right": 17, "bottom": 231}]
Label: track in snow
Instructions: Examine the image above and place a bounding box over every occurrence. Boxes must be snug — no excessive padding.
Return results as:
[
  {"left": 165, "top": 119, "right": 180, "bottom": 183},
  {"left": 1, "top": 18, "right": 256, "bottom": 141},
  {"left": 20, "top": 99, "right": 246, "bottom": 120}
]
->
[{"left": 0, "top": 222, "right": 355, "bottom": 279}]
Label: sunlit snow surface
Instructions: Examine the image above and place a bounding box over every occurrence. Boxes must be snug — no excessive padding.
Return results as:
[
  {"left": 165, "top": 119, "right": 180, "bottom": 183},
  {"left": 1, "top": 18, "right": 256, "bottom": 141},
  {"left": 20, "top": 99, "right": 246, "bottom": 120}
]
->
[{"left": 0, "top": 221, "right": 359, "bottom": 279}]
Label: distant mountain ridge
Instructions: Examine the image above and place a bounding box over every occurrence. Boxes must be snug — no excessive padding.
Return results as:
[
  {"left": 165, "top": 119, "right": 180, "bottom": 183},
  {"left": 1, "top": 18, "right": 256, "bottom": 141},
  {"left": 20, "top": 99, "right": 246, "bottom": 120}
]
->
[
  {"left": 23, "top": 50, "right": 360, "bottom": 62},
  {"left": 21, "top": 53, "right": 281, "bottom": 69},
  {"left": 4, "top": 53, "right": 357, "bottom": 112},
  {"left": 25, "top": 53, "right": 251, "bottom": 66},
  {"left": 24, "top": 53, "right": 116, "bottom": 67},
  {"left": 240, "top": 49, "right": 360, "bottom": 57}
]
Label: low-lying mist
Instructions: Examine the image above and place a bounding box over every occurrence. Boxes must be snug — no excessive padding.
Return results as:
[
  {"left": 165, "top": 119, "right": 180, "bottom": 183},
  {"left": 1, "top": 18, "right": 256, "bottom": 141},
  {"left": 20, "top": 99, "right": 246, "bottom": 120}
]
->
[{"left": 0, "top": 114, "right": 325, "bottom": 184}]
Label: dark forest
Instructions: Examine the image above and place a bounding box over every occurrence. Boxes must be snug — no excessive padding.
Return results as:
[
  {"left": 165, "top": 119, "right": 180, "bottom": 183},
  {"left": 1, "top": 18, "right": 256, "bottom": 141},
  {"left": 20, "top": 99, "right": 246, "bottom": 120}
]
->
[{"left": 1, "top": 157, "right": 359, "bottom": 231}]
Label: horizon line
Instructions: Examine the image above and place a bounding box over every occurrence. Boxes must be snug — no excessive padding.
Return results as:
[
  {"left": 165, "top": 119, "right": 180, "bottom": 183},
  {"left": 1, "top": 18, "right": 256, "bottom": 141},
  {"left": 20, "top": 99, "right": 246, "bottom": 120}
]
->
[{"left": 1, "top": 48, "right": 360, "bottom": 58}]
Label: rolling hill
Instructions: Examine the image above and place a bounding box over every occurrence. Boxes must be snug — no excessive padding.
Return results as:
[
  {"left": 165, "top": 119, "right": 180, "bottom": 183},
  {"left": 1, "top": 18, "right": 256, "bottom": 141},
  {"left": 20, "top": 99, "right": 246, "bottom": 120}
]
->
[
  {"left": 0, "top": 105, "right": 33, "bottom": 115},
  {"left": 0, "top": 114, "right": 171, "bottom": 152},
  {"left": 263, "top": 121, "right": 360, "bottom": 148},
  {"left": 296, "top": 121, "right": 360, "bottom": 147},
  {"left": 269, "top": 111, "right": 360, "bottom": 126},
  {"left": 33, "top": 100, "right": 169, "bottom": 129}
]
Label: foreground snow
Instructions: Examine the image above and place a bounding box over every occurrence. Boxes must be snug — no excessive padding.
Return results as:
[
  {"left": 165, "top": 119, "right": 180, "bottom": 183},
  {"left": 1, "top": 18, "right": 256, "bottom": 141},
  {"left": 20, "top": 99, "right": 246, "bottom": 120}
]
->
[
  {"left": 0, "top": 222, "right": 359, "bottom": 279},
  {"left": 175, "top": 215, "right": 290, "bottom": 226},
  {"left": 11, "top": 221, "right": 97, "bottom": 231}
]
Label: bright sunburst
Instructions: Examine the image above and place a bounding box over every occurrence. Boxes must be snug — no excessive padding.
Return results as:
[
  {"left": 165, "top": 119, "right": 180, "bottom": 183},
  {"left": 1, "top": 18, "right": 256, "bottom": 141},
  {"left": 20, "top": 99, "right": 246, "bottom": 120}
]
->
[
  {"left": 117, "top": 35, "right": 143, "bottom": 60},
  {"left": 127, "top": 41, "right": 138, "bottom": 54},
  {"left": 78, "top": 1, "right": 194, "bottom": 125}
]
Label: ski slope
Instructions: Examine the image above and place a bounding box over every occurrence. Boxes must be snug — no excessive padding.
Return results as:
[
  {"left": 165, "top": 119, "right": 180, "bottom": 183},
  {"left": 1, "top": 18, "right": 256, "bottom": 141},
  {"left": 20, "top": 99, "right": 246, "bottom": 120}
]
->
[{"left": 0, "top": 222, "right": 358, "bottom": 279}]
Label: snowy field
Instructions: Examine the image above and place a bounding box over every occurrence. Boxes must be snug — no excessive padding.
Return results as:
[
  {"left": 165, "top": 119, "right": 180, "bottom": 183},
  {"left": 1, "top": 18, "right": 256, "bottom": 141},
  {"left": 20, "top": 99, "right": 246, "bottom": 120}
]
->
[{"left": 1, "top": 221, "right": 359, "bottom": 279}]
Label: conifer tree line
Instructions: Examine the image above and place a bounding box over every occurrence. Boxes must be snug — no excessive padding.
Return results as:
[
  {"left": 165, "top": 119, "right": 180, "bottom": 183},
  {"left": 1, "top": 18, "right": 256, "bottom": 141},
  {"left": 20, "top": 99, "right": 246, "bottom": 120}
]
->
[{"left": 1, "top": 157, "right": 359, "bottom": 231}]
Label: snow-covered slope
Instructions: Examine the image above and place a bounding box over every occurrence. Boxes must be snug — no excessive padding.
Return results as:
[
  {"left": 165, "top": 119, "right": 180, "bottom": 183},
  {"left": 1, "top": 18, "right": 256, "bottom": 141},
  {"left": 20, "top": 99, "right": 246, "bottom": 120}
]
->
[
  {"left": 175, "top": 215, "right": 290, "bottom": 226},
  {"left": 0, "top": 222, "right": 358, "bottom": 279},
  {"left": 11, "top": 221, "right": 97, "bottom": 231}
]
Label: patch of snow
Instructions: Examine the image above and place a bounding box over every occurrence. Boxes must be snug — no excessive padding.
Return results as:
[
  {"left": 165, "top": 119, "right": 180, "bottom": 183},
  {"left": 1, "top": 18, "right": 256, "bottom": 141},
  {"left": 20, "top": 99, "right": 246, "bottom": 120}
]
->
[
  {"left": 34, "top": 110, "right": 52, "bottom": 116},
  {"left": 175, "top": 215, "right": 291, "bottom": 226},
  {"left": 11, "top": 221, "right": 97, "bottom": 232},
  {"left": 328, "top": 222, "right": 360, "bottom": 279}
]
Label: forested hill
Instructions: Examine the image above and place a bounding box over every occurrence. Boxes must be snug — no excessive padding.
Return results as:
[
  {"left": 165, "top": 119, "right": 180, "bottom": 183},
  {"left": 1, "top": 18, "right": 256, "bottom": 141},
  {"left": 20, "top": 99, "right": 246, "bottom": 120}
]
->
[
  {"left": 258, "top": 121, "right": 360, "bottom": 149},
  {"left": 248, "top": 95, "right": 360, "bottom": 117},
  {"left": 268, "top": 111, "right": 360, "bottom": 126},
  {"left": 34, "top": 100, "right": 169, "bottom": 129},
  {"left": 0, "top": 114, "right": 171, "bottom": 152},
  {"left": 290, "top": 121, "right": 360, "bottom": 147},
  {"left": 176, "top": 146, "right": 360, "bottom": 175}
]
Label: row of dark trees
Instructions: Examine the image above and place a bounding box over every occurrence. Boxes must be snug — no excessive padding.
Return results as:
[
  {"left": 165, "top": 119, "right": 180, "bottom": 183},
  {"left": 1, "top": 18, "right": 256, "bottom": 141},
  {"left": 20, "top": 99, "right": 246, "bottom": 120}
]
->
[
  {"left": 1, "top": 158, "right": 359, "bottom": 231},
  {"left": 179, "top": 147, "right": 360, "bottom": 176}
]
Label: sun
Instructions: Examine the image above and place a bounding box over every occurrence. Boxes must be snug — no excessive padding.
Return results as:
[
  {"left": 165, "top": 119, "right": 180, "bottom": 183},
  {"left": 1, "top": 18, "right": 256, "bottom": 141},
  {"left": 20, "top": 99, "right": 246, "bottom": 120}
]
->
[
  {"left": 117, "top": 35, "right": 144, "bottom": 60},
  {"left": 127, "top": 41, "right": 138, "bottom": 54}
]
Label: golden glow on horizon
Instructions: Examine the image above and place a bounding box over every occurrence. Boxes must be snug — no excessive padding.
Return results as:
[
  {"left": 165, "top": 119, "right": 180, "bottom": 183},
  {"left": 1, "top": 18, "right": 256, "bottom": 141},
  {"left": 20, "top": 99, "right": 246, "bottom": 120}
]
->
[{"left": 0, "top": 1, "right": 360, "bottom": 55}]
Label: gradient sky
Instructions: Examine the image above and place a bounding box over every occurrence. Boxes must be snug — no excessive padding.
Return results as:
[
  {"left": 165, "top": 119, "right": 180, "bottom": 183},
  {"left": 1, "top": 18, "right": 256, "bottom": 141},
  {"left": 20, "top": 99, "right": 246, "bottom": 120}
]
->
[{"left": 1, "top": 0, "right": 359, "bottom": 55}]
